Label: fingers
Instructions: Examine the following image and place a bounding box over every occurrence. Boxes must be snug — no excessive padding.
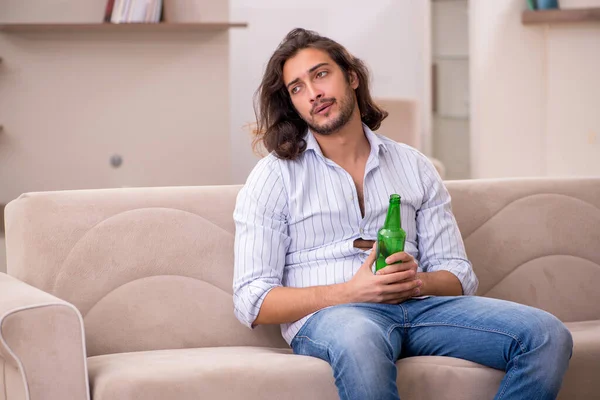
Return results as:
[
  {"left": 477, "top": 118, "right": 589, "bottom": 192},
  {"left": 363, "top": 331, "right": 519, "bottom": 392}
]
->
[
  {"left": 368, "top": 242, "right": 377, "bottom": 260},
  {"left": 384, "top": 251, "right": 414, "bottom": 265},
  {"left": 377, "top": 267, "right": 417, "bottom": 284},
  {"left": 366, "top": 243, "right": 377, "bottom": 265},
  {"left": 382, "top": 294, "right": 416, "bottom": 304},
  {"left": 380, "top": 279, "right": 422, "bottom": 297},
  {"left": 368, "top": 279, "right": 421, "bottom": 304},
  {"left": 376, "top": 260, "right": 417, "bottom": 276},
  {"left": 381, "top": 286, "right": 423, "bottom": 304},
  {"left": 360, "top": 243, "right": 378, "bottom": 271}
]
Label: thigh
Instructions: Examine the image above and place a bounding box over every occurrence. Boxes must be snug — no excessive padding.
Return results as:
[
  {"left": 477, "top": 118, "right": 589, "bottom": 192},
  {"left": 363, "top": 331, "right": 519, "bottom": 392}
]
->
[
  {"left": 401, "top": 296, "right": 565, "bottom": 370},
  {"left": 291, "top": 303, "right": 406, "bottom": 362}
]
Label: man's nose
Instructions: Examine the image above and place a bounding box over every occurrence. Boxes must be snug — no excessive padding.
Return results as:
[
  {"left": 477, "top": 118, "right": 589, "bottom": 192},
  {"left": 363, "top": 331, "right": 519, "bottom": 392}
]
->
[{"left": 308, "top": 85, "right": 324, "bottom": 103}]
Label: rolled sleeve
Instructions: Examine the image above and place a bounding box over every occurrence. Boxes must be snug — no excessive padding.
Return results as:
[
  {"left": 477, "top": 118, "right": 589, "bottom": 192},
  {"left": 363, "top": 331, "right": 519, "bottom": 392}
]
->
[
  {"left": 415, "top": 155, "right": 479, "bottom": 296},
  {"left": 233, "top": 157, "right": 291, "bottom": 328}
]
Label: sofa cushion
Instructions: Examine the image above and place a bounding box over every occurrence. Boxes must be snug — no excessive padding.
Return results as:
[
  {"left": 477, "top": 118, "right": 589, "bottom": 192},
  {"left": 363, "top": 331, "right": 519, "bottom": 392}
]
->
[
  {"left": 88, "top": 347, "right": 337, "bottom": 400},
  {"left": 559, "top": 320, "right": 600, "bottom": 399},
  {"left": 88, "top": 320, "right": 600, "bottom": 400},
  {"left": 87, "top": 347, "right": 505, "bottom": 400}
]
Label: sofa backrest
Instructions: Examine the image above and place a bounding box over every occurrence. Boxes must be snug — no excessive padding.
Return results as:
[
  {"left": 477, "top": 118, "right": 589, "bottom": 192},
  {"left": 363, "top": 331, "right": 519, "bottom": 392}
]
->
[
  {"left": 448, "top": 177, "right": 600, "bottom": 323},
  {"left": 4, "top": 185, "right": 288, "bottom": 357},
  {"left": 4, "top": 178, "right": 600, "bottom": 357}
]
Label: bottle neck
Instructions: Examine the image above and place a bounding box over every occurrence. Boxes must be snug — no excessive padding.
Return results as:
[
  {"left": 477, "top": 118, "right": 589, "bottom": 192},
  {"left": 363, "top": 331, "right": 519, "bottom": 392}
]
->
[{"left": 384, "top": 200, "right": 401, "bottom": 229}]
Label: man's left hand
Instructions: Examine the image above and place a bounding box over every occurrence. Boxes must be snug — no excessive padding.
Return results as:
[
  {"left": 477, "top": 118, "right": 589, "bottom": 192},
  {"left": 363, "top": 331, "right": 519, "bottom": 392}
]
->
[{"left": 376, "top": 251, "right": 418, "bottom": 279}]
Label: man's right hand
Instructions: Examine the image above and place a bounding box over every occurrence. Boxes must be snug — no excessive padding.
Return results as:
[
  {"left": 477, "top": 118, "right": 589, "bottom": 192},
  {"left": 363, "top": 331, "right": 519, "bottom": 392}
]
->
[{"left": 344, "top": 244, "right": 422, "bottom": 304}]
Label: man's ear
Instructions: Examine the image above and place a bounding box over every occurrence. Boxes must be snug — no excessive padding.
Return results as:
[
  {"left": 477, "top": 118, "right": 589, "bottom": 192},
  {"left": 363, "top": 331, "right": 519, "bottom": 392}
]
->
[{"left": 349, "top": 70, "right": 359, "bottom": 89}]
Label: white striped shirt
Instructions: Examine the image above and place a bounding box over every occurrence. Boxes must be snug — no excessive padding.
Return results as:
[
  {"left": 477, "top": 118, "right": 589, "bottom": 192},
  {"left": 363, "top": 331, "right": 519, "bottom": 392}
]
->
[{"left": 233, "top": 124, "right": 479, "bottom": 345}]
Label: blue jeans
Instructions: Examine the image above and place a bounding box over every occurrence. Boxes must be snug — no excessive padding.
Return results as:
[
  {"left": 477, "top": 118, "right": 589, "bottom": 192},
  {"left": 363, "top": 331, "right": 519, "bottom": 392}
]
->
[{"left": 290, "top": 297, "right": 573, "bottom": 400}]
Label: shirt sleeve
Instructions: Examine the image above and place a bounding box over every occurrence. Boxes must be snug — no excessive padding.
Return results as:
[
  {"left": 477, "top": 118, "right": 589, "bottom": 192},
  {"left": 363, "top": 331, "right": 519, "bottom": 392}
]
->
[
  {"left": 233, "top": 157, "right": 291, "bottom": 328},
  {"left": 414, "top": 154, "right": 479, "bottom": 295}
]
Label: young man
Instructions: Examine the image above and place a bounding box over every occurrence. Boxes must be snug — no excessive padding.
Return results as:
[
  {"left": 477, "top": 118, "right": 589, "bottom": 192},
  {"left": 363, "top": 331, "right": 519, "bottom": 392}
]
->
[{"left": 233, "top": 28, "right": 572, "bottom": 400}]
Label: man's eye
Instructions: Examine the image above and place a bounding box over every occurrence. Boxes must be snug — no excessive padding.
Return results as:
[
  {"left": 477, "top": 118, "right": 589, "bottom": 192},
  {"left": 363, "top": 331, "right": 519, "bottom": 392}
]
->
[
  {"left": 316, "top": 71, "right": 328, "bottom": 78},
  {"left": 291, "top": 86, "right": 301, "bottom": 94}
]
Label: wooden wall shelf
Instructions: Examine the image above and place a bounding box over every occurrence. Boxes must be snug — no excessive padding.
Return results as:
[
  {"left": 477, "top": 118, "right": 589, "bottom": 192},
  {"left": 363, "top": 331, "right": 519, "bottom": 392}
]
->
[
  {"left": 0, "top": 22, "right": 248, "bottom": 33},
  {"left": 522, "top": 7, "right": 600, "bottom": 25}
]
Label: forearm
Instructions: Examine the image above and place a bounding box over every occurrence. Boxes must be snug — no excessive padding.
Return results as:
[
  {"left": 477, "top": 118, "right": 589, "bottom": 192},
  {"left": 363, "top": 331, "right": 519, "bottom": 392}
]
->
[
  {"left": 253, "top": 284, "right": 350, "bottom": 326},
  {"left": 417, "top": 270, "right": 463, "bottom": 296}
]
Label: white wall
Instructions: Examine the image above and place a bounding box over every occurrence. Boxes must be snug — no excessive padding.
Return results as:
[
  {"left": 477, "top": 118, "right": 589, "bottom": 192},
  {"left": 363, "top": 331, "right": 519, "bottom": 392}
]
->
[
  {"left": 432, "top": 0, "right": 471, "bottom": 180},
  {"left": 0, "top": 0, "right": 233, "bottom": 206},
  {"left": 0, "top": 1, "right": 432, "bottom": 195},
  {"left": 229, "top": 1, "right": 431, "bottom": 183},
  {"left": 545, "top": 26, "right": 600, "bottom": 176},
  {"left": 470, "top": 0, "right": 600, "bottom": 178}
]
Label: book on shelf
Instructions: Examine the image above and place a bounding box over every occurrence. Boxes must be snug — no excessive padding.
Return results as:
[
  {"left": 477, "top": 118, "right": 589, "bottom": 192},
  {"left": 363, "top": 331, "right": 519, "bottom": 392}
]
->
[
  {"left": 104, "top": 0, "right": 116, "bottom": 22},
  {"left": 107, "top": 0, "right": 163, "bottom": 24}
]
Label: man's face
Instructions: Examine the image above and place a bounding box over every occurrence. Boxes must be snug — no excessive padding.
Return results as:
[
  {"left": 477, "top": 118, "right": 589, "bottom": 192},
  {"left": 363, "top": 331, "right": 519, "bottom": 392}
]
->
[{"left": 282, "top": 47, "right": 359, "bottom": 135}]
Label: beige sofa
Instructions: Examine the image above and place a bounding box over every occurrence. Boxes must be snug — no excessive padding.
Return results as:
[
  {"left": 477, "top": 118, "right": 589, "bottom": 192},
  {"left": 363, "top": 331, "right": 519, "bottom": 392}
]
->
[{"left": 1, "top": 177, "right": 599, "bottom": 400}]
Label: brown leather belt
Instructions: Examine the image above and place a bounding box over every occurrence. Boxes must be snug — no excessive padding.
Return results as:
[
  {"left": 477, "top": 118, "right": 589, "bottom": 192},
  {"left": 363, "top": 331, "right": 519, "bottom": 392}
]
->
[{"left": 353, "top": 239, "right": 375, "bottom": 250}]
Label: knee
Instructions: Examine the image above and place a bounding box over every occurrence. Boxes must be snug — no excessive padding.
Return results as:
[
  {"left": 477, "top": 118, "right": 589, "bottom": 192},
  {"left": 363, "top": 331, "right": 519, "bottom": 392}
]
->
[
  {"left": 547, "top": 317, "right": 573, "bottom": 359},
  {"left": 529, "top": 311, "right": 573, "bottom": 359},
  {"left": 532, "top": 313, "right": 574, "bottom": 389},
  {"left": 334, "top": 311, "right": 387, "bottom": 346},
  {"left": 306, "top": 306, "right": 392, "bottom": 361},
  {"left": 337, "top": 320, "right": 389, "bottom": 355}
]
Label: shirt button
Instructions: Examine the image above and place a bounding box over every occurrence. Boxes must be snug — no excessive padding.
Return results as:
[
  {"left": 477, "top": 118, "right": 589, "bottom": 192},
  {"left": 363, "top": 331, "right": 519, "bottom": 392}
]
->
[
  {"left": 359, "top": 228, "right": 364, "bottom": 234},
  {"left": 349, "top": 195, "right": 354, "bottom": 201}
]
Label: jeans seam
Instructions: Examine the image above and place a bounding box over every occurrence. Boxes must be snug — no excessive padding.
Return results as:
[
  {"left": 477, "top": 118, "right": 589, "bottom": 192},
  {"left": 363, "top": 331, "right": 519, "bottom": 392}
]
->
[
  {"left": 386, "top": 324, "right": 403, "bottom": 344},
  {"left": 409, "top": 322, "right": 528, "bottom": 354},
  {"left": 384, "top": 324, "right": 403, "bottom": 360},
  {"left": 399, "top": 303, "right": 409, "bottom": 332},
  {"left": 384, "top": 304, "right": 409, "bottom": 359},
  {"left": 496, "top": 352, "right": 518, "bottom": 400},
  {"left": 399, "top": 303, "right": 409, "bottom": 324}
]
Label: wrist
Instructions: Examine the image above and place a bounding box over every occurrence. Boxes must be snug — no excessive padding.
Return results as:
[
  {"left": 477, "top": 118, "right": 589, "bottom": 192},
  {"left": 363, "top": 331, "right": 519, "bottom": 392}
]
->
[
  {"left": 333, "top": 281, "right": 353, "bottom": 305},
  {"left": 416, "top": 271, "right": 463, "bottom": 296},
  {"left": 416, "top": 272, "right": 429, "bottom": 296}
]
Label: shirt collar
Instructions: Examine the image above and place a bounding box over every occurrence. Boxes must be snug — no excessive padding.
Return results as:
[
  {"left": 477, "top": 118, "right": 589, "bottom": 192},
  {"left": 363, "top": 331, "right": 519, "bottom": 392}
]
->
[{"left": 304, "top": 123, "right": 388, "bottom": 160}]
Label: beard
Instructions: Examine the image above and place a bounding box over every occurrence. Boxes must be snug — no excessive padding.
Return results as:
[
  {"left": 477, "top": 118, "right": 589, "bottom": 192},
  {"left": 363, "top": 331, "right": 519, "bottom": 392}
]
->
[{"left": 304, "top": 85, "right": 357, "bottom": 136}]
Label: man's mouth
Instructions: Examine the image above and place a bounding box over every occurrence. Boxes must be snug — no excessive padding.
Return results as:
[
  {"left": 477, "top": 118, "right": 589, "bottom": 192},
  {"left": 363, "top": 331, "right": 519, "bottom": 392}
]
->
[{"left": 314, "top": 101, "right": 334, "bottom": 115}]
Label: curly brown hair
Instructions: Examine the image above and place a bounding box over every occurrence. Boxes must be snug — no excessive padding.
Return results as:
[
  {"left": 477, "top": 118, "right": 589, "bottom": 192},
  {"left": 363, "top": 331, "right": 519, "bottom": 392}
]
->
[{"left": 252, "top": 28, "right": 388, "bottom": 160}]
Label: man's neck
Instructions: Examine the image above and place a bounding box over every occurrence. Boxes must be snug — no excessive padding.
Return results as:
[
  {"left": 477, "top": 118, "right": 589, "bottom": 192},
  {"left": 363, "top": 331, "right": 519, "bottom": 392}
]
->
[{"left": 313, "top": 113, "right": 370, "bottom": 166}]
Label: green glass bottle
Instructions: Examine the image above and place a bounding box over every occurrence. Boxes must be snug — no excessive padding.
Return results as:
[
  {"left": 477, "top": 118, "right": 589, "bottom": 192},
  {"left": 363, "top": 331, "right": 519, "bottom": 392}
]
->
[{"left": 375, "top": 194, "right": 406, "bottom": 272}]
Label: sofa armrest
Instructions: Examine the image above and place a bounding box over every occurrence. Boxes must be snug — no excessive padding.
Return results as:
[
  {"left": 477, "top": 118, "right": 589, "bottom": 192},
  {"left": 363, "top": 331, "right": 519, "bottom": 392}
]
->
[{"left": 0, "top": 272, "right": 90, "bottom": 400}]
